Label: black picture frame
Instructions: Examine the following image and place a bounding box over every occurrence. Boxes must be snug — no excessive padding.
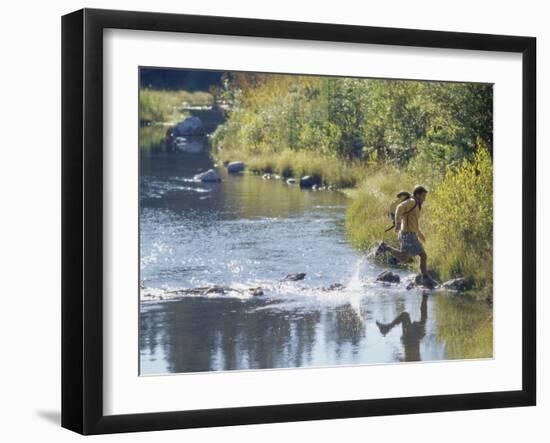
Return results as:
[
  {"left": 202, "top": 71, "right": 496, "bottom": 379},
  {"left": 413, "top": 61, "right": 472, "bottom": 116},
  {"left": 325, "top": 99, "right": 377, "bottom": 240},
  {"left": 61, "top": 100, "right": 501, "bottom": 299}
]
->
[{"left": 61, "top": 8, "right": 536, "bottom": 435}]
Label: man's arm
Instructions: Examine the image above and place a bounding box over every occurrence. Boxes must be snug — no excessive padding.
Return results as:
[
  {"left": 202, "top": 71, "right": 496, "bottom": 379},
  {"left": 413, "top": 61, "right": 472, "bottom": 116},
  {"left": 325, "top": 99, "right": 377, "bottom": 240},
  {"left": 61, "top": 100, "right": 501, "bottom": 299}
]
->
[{"left": 394, "top": 200, "right": 413, "bottom": 232}]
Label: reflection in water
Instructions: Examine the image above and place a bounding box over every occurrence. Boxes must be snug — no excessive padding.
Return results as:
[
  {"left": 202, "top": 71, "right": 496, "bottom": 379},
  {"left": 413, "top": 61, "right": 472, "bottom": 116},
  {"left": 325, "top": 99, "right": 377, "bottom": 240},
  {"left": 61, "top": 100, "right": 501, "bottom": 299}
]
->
[
  {"left": 139, "top": 130, "right": 493, "bottom": 375},
  {"left": 435, "top": 295, "right": 493, "bottom": 359},
  {"left": 376, "top": 292, "right": 428, "bottom": 361}
]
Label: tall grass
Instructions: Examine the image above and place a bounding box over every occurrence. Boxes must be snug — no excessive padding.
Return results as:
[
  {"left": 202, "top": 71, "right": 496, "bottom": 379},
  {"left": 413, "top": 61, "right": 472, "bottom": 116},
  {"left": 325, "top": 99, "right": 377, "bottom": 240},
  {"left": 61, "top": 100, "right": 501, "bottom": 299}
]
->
[
  {"left": 425, "top": 144, "right": 493, "bottom": 298},
  {"left": 214, "top": 146, "right": 369, "bottom": 188},
  {"left": 139, "top": 89, "right": 213, "bottom": 123},
  {"left": 345, "top": 166, "right": 418, "bottom": 251}
]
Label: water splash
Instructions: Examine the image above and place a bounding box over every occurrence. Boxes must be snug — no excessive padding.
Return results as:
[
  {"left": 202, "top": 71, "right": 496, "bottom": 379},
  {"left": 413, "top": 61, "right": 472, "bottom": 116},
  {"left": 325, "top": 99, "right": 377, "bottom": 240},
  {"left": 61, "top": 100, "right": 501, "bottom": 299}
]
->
[{"left": 347, "top": 256, "right": 366, "bottom": 292}]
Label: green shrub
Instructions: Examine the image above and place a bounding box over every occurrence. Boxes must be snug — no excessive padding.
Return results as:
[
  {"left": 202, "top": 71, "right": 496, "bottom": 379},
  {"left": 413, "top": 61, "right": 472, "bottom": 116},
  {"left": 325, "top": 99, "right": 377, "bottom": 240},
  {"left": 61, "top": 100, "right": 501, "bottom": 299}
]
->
[{"left": 426, "top": 142, "right": 493, "bottom": 294}]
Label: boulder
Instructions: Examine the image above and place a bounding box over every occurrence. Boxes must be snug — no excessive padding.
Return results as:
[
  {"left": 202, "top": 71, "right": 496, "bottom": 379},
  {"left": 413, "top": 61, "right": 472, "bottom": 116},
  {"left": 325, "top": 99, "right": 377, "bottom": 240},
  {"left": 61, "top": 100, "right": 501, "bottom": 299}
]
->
[
  {"left": 172, "top": 116, "right": 205, "bottom": 137},
  {"left": 412, "top": 273, "right": 438, "bottom": 289},
  {"left": 194, "top": 169, "right": 221, "bottom": 183},
  {"left": 443, "top": 277, "right": 473, "bottom": 292},
  {"left": 284, "top": 273, "right": 306, "bottom": 281},
  {"left": 227, "top": 161, "right": 245, "bottom": 174},
  {"left": 299, "top": 175, "right": 321, "bottom": 189},
  {"left": 376, "top": 270, "right": 400, "bottom": 283}
]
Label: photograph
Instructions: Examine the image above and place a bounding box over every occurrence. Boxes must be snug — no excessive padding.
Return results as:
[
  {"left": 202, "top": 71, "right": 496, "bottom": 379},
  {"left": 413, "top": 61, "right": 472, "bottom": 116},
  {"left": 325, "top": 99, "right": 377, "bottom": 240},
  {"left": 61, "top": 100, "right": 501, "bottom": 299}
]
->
[{"left": 138, "top": 67, "right": 494, "bottom": 375}]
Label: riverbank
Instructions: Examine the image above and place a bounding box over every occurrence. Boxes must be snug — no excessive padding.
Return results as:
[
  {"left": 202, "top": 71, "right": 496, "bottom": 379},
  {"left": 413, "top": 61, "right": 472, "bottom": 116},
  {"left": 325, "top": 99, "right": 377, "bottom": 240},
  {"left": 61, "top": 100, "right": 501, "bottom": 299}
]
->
[
  {"left": 213, "top": 147, "right": 368, "bottom": 188},
  {"left": 212, "top": 144, "right": 493, "bottom": 302},
  {"left": 139, "top": 89, "right": 213, "bottom": 124}
]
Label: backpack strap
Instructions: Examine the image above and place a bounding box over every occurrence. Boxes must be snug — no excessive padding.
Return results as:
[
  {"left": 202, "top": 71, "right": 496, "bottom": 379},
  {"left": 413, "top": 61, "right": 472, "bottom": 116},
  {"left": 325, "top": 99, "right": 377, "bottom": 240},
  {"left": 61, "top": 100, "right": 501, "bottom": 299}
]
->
[{"left": 404, "top": 198, "right": 418, "bottom": 215}]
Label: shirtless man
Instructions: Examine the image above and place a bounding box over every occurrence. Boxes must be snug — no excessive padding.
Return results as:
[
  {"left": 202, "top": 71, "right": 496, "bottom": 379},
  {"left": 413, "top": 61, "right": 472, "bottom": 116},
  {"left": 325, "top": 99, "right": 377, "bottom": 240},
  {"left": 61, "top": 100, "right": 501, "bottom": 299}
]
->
[{"left": 375, "top": 185, "right": 436, "bottom": 287}]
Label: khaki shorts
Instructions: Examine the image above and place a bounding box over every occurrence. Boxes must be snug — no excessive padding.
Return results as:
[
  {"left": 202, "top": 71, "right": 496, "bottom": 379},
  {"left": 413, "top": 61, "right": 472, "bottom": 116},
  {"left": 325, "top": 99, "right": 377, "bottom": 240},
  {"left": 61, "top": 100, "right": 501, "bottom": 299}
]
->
[{"left": 399, "top": 231, "right": 425, "bottom": 256}]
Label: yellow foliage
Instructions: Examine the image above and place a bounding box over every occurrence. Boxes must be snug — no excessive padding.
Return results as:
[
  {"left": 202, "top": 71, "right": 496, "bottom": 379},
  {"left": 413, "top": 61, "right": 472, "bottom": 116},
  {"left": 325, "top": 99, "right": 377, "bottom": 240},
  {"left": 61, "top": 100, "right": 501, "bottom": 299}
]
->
[{"left": 426, "top": 143, "right": 493, "bottom": 293}]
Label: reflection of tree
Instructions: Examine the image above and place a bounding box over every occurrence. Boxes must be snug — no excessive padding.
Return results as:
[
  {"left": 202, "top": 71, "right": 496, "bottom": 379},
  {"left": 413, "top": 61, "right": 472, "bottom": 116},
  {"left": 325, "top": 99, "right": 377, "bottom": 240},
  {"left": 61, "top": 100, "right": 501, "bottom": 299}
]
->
[
  {"left": 325, "top": 304, "right": 365, "bottom": 355},
  {"left": 140, "top": 296, "right": 371, "bottom": 373},
  {"left": 140, "top": 298, "right": 327, "bottom": 373},
  {"left": 376, "top": 293, "right": 428, "bottom": 361}
]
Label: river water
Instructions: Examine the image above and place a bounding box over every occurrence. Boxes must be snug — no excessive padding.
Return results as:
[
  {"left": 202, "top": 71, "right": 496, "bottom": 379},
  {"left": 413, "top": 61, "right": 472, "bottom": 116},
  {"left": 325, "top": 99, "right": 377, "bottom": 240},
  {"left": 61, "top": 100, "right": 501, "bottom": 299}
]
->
[{"left": 139, "top": 146, "right": 492, "bottom": 375}]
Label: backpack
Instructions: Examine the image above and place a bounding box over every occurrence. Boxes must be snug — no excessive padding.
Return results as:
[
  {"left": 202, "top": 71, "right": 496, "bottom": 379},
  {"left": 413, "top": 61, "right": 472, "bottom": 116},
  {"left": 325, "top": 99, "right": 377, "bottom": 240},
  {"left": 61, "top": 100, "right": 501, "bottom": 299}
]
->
[{"left": 385, "top": 195, "right": 417, "bottom": 232}]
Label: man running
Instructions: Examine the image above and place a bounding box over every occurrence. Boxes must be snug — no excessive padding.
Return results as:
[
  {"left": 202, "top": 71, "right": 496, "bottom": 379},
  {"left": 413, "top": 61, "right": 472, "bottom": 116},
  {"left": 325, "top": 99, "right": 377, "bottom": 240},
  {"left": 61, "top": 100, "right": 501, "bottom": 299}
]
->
[{"left": 375, "top": 185, "right": 436, "bottom": 287}]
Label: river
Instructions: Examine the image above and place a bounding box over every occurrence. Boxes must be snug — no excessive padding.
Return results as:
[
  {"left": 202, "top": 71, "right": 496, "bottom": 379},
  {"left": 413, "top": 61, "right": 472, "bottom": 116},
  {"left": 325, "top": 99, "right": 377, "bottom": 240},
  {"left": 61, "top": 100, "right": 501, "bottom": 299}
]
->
[{"left": 139, "top": 137, "right": 492, "bottom": 375}]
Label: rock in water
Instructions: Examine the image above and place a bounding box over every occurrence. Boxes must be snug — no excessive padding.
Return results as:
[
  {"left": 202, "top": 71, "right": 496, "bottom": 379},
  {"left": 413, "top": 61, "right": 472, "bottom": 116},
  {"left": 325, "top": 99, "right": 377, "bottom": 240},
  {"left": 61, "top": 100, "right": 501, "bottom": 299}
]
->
[
  {"left": 376, "top": 270, "right": 400, "bottom": 283},
  {"left": 299, "top": 175, "right": 321, "bottom": 189},
  {"left": 323, "top": 283, "right": 345, "bottom": 291},
  {"left": 443, "top": 277, "right": 473, "bottom": 292},
  {"left": 194, "top": 169, "right": 221, "bottom": 182},
  {"left": 412, "top": 271, "right": 440, "bottom": 289},
  {"left": 284, "top": 273, "right": 306, "bottom": 281},
  {"left": 286, "top": 178, "right": 296, "bottom": 185},
  {"left": 248, "top": 287, "right": 264, "bottom": 296},
  {"left": 172, "top": 116, "right": 205, "bottom": 136},
  {"left": 227, "top": 161, "right": 245, "bottom": 173}
]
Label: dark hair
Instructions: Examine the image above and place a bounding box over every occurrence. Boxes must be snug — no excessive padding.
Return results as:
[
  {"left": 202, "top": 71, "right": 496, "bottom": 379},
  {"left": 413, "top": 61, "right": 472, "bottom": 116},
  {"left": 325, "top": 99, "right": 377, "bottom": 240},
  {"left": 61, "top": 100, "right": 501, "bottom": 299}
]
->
[{"left": 413, "top": 185, "right": 428, "bottom": 196}]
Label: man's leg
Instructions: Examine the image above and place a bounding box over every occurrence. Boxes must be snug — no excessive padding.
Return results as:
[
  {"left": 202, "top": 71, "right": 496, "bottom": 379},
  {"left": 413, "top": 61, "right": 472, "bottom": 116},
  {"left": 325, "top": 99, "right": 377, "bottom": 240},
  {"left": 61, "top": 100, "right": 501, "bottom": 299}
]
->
[
  {"left": 419, "top": 252, "right": 438, "bottom": 287},
  {"left": 384, "top": 244, "right": 411, "bottom": 263},
  {"left": 419, "top": 251, "right": 427, "bottom": 276}
]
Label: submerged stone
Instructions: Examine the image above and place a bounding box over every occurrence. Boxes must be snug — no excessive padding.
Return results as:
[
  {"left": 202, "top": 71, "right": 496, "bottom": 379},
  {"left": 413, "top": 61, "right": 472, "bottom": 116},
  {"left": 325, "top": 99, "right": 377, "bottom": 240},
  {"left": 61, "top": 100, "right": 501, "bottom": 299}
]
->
[{"left": 284, "top": 273, "right": 306, "bottom": 281}]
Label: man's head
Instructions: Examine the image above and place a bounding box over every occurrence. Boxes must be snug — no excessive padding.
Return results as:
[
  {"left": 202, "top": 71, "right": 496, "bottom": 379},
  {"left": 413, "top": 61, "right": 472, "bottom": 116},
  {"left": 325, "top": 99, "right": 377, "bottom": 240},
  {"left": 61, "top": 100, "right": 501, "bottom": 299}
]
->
[{"left": 413, "top": 185, "right": 428, "bottom": 203}]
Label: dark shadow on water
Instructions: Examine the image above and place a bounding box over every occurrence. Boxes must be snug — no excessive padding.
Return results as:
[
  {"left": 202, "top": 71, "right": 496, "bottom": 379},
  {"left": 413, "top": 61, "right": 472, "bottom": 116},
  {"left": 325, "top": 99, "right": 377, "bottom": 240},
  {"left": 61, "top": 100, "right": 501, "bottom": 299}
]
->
[{"left": 36, "top": 410, "right": 60, "bottom": 425}]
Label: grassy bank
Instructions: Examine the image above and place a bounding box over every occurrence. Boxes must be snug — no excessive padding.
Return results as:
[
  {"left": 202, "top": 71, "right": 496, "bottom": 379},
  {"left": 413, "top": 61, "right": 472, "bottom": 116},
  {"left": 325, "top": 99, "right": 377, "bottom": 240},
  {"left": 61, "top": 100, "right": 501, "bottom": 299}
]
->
[
  {"left": 139, "top": 89, "right": 213, "bottom": 124},
  {"left": 213, "top": 146, "right": 368, "bottom": 188}
]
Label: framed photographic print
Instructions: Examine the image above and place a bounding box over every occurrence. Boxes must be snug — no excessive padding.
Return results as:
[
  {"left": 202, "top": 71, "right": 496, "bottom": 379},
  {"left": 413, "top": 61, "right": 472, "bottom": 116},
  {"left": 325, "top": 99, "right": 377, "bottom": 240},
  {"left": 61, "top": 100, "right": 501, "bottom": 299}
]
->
[{"left": 61, "top": 8, "right": 536, "bottom": 435}]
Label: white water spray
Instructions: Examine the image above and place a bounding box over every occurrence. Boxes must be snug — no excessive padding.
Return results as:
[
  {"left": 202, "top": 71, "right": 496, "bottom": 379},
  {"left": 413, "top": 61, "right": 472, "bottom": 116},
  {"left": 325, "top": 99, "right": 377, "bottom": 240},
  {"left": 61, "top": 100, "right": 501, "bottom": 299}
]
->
[{"left": 347, "top": 256, "right": 366, "bottom": 293}]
